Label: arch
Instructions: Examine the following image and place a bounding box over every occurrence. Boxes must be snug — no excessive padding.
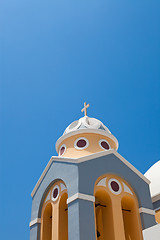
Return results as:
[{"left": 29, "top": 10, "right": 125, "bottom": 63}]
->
[
  {"left": 41, "top": 203, "right": 52, "bottom": 240},
  {"left": 38, "top": 178, "right": 63, "bottom": 218},
  {"left": 95, "top": 189, "right": 114, "bottom": 240},
  {"left": 59, "top": 192, "right": 68, "bottom": 240},
  {"left": 121, "top": 195, "right": 143, "bottom": 240},
  {"left": 40, "top": 180, "right": 68, "bottom": 240},
  {"left": 94, "top": 174, "right": 143, "bottom": 240}
]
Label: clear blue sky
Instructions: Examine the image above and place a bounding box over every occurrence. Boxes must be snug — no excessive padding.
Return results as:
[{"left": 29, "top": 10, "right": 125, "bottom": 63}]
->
[{"left": 0, "top": 0, "right": 160, "bottom": 239}]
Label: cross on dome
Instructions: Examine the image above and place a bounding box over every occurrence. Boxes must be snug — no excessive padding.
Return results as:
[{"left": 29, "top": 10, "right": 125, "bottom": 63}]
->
[{"left": 81, "top": 102, "right": 90, "bottom": 116}]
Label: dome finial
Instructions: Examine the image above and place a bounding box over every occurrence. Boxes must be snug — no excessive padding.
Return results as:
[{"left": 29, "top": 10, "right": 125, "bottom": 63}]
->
[{"left": 81, "top": 102, "right": 90, "bottom": 116}]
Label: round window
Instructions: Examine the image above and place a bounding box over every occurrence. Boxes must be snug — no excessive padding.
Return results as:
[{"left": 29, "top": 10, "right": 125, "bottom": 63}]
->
[
  {"left": 99, "top": 139, "right": 110, "bottom": 150},
  {"left": 108, "top": 178, "right": 122, "bottom": 195},
  {"left": 52, "top": 185, "right": 60, "bottom": 201},
  {"left": 74, "top": 137, "right": 89, "bottom": 150},
  {"left": 59, "top": 144, "right": 66, "bottom": 156}
]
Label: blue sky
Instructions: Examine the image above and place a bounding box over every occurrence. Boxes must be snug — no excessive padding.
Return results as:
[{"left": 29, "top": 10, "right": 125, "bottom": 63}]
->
[{"left": 0, "top": 0, "right": 160, "bottom": 239}]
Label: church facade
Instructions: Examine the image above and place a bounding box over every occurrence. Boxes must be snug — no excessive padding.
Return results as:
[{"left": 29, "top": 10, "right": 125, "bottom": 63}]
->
[{"left": 30, "top": 105, "right": 160, "bottom": 240}]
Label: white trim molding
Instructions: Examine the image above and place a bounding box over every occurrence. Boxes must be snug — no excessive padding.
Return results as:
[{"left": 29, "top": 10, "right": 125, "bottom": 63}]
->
[
  {"left": 139, "top": 207, "right": 155, "bottom": 215},
  {"left": 67, "top": 193, "right": 95, "bottom": 204},
  {"left": 29, "top": 218, "right": 41, "bottom": 227},
  {"left": 152, "top": 193, "right": 160, "bottom": 203},
  {"left": 154, "top": 206, "right": 160, "bottom": 212}
]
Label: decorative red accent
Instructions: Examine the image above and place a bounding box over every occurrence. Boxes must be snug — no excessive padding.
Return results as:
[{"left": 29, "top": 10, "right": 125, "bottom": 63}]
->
[
  {"left": 101, "top": 141, "right": 109, "bottom": 150},
  {"left": 53, "top": 188, "right": 58, "bottom": 198},
  {"left": 77, "top": 139, "right": 87, "bottom": 148},
  {"left": 60, "top": 146, "right": 65, "bottom": 155},
  {"left": 111, "top": 181, "right": 119, "bottom": 192}
]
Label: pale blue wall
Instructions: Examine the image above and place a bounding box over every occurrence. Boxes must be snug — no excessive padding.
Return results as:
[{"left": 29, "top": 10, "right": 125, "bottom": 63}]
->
[
  {"left": 30, "top": 153, "right": 156, "bottom": 240},
  {"left": 153, "top": 200, "right": 160, "bottom": 211}
]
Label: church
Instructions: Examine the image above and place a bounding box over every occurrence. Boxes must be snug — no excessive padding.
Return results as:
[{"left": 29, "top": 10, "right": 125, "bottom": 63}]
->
[{"left": 30, "top": 103, "right": 160, "bottom": 240}]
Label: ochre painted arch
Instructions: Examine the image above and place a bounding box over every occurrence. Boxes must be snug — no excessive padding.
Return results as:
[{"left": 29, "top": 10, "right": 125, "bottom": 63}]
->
[
  {"left": 94, "top": 174, "right": 143, "bottom": 240},
  {"left": 40, "top": 180, "right": 68, "bottom": 240}
]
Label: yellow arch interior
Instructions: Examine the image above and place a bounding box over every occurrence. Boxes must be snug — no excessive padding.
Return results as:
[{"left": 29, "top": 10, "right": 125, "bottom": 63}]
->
[
  {"left": 155, "top": 209, "right": 160, "bottom": 224},
  {"left": 41, "top": 181, "right": 68, "bottom": 240},
  {"left": 42, "top": 203, "right": 52, "bottom": 240},
  {"left": 94, "top": 175, "right": 143, "bottom": 240},
  {"left": 40, "top": 176, "right": 145, "bottom": 240},
  {"left": 59, "top": 192, "right": 68, "bottom": 240},
  {"left": 122, "top": 195, "right": 142, "bottom": 240},
  {"left": 95, "top": 189, "right": 114, "bottom": 240}
]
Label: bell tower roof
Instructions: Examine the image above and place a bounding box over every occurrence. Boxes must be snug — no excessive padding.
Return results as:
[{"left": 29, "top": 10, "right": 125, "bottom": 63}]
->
[
  {"left": 63, "top": 116, "right": 111, "bottom": 135},
  {"left": 56, "top": 115, "right": 119, "bottom": 152}
]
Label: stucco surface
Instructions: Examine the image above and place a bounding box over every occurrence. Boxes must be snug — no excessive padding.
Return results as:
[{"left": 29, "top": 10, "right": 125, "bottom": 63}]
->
[
  {"left": 153, "top": 200, "right": 160, "bottom": 210},
  {"left": 143, "top": 224, "right": 160, "bottom": 240},
  {"left": 30, "top": 152, "right": 156, "bottom": 239},
  {"left": 145, "top": 160, "right": 160, "bottom": 198}
]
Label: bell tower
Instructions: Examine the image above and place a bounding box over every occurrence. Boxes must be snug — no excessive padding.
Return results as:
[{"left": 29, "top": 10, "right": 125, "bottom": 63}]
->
[{"left": 30, "top": 104, "right": 157, "bottom": 240}]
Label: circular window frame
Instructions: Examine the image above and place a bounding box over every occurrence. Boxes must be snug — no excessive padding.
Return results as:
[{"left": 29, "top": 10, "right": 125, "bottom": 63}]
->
[
  {"left": 99, "top": 139, "right": 111, "bottom": 151},
  {"left": 52, "top": 185, "right": 60, "bottom": 202},
  {"left": 59, "top": 144, "right": 66, "bottom": 156},
  {"left": 74, "top": 137, "right": 89, "bottom": 150},
  {"left": 108, "top": 178, "right": 122, "bottom": 195}
]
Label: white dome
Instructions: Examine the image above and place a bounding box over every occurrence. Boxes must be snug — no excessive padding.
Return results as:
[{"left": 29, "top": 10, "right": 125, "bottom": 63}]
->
[
  {"left": 144, "top": 160, "right": 160, "bottom": 198},
  {"left": 63, "top": 116, "right": 111, "bottom": 135},
  {"left": 56, "top": 116, "right": 118, "bottom": 152}
]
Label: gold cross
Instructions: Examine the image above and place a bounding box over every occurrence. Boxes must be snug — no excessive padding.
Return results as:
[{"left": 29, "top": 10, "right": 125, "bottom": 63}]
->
[{"left": 81, "top": 102, "right": 90, "bottom": 116}]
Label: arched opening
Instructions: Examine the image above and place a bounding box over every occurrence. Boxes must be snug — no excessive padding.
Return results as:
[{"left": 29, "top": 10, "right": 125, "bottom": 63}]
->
[
  {"left": 95, "top": 189, "right": 114, "bottom": 240},
  {"left": 41, "top": 203, "right": 52, "bottom": 240},
  {"left": 121, "top": 195, "right": 143, "bottom": 240},
  {"left": 40, "top": 181, "right": 68, "bottom": 240},
  {"left": 94, "top": 174, "right": 143, "bottom": 240},
  {"left": 59, "top": 192, "right": 68, "bottom": 240}
]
